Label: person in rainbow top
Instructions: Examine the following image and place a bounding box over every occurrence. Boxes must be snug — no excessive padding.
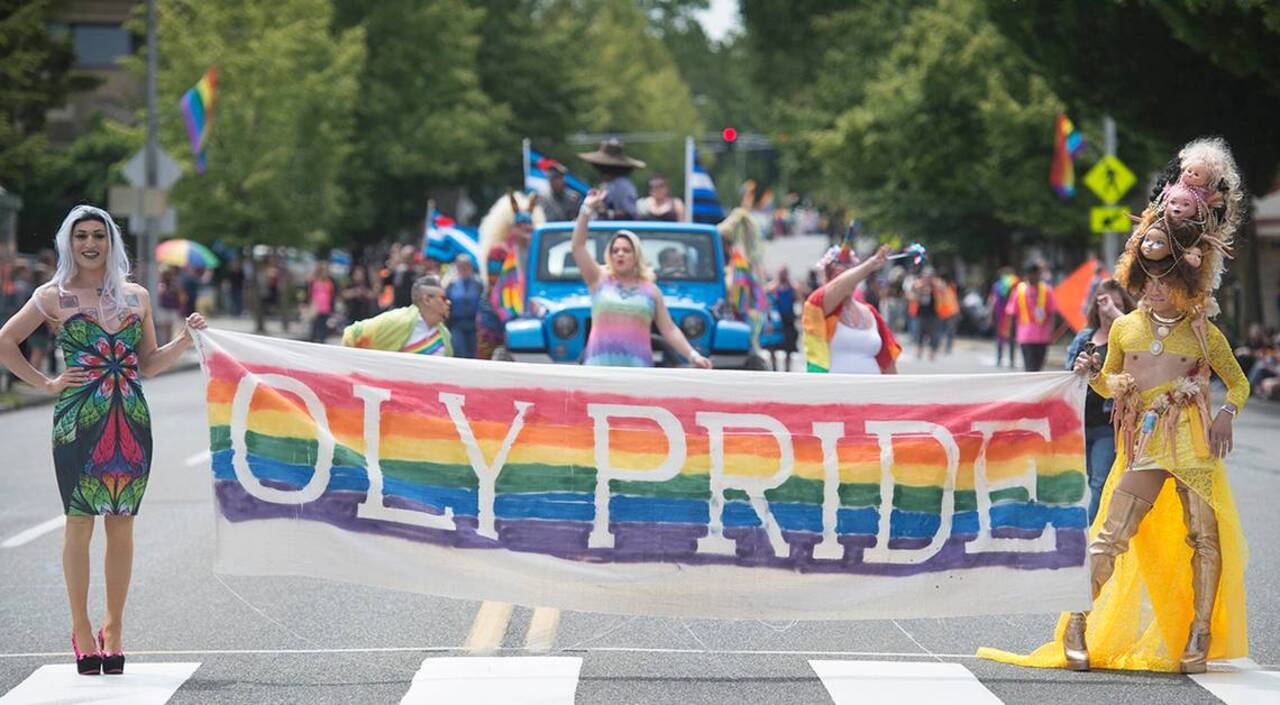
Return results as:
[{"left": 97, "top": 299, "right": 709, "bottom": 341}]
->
[
  {"left": 573, "top": 189, "right": 711, "bottom": 369},
  {"left": 341, "top": 275, "right": 451, "bottom": 357}
]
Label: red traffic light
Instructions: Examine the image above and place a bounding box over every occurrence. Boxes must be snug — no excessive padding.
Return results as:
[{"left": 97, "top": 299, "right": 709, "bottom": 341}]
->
[{"left": 721, "top": 127, "right": 738, "bottom": 143}]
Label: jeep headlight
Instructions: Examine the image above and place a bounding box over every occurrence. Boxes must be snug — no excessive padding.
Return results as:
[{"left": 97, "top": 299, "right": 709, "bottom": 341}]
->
[
  {"left": 680, "top": 314, "right": 706, "bottom": 339},
  {"left": 552, "top": 312, "right": 579, "bottom": 339}
]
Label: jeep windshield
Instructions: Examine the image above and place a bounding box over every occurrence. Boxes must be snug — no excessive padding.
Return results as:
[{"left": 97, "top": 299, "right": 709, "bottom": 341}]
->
[{"left": 538, "top": 229, "right": 719, "bottom": 283}]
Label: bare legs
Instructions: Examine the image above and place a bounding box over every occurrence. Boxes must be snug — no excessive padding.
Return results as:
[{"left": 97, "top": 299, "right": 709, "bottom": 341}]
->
[
  {"left": 63, "top": 517, "right": 96, "bottom": 654},
  {"left": 62, "top": 515, "right": 136, "bottom": 656},
  {"left": 102, "top": 516, "right": 134, "bottom": 653}
]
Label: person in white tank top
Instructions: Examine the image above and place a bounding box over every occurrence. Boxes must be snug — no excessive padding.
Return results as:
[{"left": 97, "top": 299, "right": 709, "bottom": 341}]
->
[{"left": 802, "top": 243, "right": 900, "bottom": 375}]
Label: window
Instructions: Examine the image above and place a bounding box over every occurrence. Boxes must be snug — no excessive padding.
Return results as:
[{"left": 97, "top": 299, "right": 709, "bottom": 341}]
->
[
  {"left": 70, "top": 24, "right": 132, "bottom": 67},
  {"left": 538, "top": 230, "right": 719, "bottom": 283}
]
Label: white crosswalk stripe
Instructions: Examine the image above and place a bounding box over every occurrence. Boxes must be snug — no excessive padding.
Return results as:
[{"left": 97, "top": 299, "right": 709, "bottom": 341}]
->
[
  {"left": 0, "top": 662, "right": 200, "bottom": 705},
  {"left": 1191, "top": 659, "right": 1280, "bottom": 705},
  {"left": 400, "top": 657, "right": 582, "bottom": 704},
  {"left": 810, "top": 660, "right": 1004, "bottom": 705}
]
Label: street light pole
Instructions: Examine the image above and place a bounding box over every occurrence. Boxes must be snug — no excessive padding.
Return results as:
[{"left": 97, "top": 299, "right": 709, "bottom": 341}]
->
[
  {"left": 1102, "top": 115, "right": 1118, "bottom": 267},
  {"left": 143, "top": 0, "right": 159, "bottom": 295}
]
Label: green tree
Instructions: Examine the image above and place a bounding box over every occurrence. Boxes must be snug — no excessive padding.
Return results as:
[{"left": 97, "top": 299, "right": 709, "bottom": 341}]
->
[
  {"left": 334, "top": 0, "right": 505, "bottom": 241},
  {"left": 981, "top": 0, "right": 1280, "bottom": 324},
  {"left": 16, "top": 117, "right": 135, "bottom": 251},
  {"left": 542, "top": 0, "right": 703, "bottom": 196},
  {"left": 130, "top": 0, "right": 364, "bottom": 249},
  {"left": 0, "top": 0, "right": 100, "bottom": 247}
]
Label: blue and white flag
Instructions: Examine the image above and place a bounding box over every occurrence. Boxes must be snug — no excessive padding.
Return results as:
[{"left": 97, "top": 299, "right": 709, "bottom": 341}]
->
[
  {"left": 423, "top": 209, "right": 481, "bottom": 266},
  {"left": 686, "top": 139, "right": 725, "bottom": 224},
  {"left": 524, "top": 140, "right": 590, "bottom": 199}
]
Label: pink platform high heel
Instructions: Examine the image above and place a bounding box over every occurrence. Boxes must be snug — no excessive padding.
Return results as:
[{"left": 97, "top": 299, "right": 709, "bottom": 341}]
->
[
  {"left": 71, "top": 632, "right": 101, "bottom": 675},
  {"left": 97, "top": 628, "right": 125, "bottom": 675}
]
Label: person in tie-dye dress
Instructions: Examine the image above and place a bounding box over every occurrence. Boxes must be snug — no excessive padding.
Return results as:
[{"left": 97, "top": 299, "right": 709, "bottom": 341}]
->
[
  {"left": 573, "top": 189, "right": 711, "bottom": 369},
  {"left": 0, "top": 205, "right": 206, "bottom": 675}
]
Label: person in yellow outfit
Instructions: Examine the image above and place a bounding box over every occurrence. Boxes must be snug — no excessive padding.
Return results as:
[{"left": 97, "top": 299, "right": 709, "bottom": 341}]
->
[{"left": 979, "top": 137, "right": 1249, "bottom": 674}]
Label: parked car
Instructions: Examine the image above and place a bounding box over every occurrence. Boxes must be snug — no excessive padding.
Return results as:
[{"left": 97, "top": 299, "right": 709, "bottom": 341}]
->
[{"left": 496, "top": 221, "right": 773, "bottom": 369}]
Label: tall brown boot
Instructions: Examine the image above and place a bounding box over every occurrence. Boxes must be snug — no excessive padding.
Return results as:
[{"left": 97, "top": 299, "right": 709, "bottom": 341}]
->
[
  {"left": 1063, "top": 487, "right": 1155, "bottom": 670},
  {"left": 1176, "top": 483, "right": 1221, "bottom": 674}
]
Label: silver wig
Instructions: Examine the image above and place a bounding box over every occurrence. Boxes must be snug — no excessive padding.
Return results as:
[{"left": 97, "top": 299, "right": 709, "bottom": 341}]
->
[{"left": 40, "top": 204, "right": 132, "bottom": 321}]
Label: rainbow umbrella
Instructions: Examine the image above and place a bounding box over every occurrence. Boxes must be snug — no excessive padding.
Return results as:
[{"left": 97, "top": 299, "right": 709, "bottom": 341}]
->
[{"left": 156, "top": 239, "right": 220, "bottom": 268}]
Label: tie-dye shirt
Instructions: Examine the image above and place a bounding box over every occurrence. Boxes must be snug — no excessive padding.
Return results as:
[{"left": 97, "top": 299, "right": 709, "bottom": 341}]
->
[{"left": 582, "top": 276, "right": 659, "bottom": 367}]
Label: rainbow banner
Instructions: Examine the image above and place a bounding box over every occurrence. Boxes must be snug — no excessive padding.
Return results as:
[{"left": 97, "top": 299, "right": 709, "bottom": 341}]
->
[{"left": 196, "top": 329, "right": 1091, "bottom": 620}]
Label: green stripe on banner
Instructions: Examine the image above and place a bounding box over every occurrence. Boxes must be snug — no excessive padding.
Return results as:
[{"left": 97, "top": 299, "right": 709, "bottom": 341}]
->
[{"left": 210, "top": 426, "right": 1083, "bottom": 508}]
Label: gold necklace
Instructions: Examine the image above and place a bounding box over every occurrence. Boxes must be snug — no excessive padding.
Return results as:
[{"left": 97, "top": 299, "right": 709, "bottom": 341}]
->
[{"left": 1145, "top": 308, "right": 1183, "bottom": 355}]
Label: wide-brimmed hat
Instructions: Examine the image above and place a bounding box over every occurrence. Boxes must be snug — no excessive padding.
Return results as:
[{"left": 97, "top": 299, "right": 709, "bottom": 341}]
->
[{"left": 577, "top": 138, "right": 646, "bottom": 169}]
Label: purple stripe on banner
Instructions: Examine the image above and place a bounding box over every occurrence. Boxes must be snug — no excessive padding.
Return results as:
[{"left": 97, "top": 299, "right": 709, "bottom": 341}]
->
[{"left": 214, "top": 481, "right": 1085, "bottom": 577}]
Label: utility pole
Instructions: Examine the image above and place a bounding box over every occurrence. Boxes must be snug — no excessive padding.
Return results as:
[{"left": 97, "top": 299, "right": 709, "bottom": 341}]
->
[
  {"left": 1102, "top": 116, "right": 1118, "bottom": 267},
  {"left": 142, "top": 0, "right": 159, "bottom": 296}
]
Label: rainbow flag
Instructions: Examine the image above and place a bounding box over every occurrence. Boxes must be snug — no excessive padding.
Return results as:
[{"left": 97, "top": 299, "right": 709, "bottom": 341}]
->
[
  {"left": 180, "top": 67, "right": 218, "bottom": 174},
  {"left": 196, "top": 328, "right": 1091, "bottom": 619},
  {"left": 1049, "top": 113, "right": 1084, "bottom": 199},
  {"left": 489, "top": 249, "right": 524, "bottom": 322},
  {"left": 727, "top": 248, "right": 766, "bottom": 318}
]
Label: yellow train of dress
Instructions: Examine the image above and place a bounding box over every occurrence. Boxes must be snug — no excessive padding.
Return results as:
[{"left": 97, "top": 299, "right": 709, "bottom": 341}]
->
[{"left": 977, "top": 376, "right": 1250, "bottom": 671}]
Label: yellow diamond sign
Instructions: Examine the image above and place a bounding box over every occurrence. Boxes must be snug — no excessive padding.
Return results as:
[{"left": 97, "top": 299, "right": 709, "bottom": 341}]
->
[
  {"left": 1091, "top": 206, "right": 1132, "bottom": 233},
  {"left": 1084, "top": 156, "right": 1136, "bottom": 205}
]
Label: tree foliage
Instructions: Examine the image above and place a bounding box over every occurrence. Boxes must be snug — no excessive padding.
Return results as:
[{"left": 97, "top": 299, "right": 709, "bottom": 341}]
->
[
  {"left": 133, "top": 0, "right": 364, "bottom": 248},
  {"left": 333, "top": 0, "right": 504, "bottom": 242},
  {"left": 980, "top": 0, "right": 1280, "bottom": 323}
]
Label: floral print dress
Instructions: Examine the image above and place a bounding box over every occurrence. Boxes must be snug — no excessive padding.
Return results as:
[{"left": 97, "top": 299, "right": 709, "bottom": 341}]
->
[{"left": 52, "top": 313, "right": 152, "bottom": 516}]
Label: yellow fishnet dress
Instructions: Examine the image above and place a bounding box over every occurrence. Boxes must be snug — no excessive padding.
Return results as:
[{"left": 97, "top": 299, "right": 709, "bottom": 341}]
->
[{"left": 978, "top": 310, "right": 1250, "bottom": 671}]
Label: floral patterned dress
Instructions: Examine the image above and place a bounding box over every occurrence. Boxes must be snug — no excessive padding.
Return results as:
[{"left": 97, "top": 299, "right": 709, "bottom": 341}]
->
[{"left": 52, "top": 313, "right": 152, "bottom": 516}]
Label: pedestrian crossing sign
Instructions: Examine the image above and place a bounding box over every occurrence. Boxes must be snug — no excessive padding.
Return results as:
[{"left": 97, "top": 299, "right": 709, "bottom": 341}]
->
[
  {"left": 1084, "top": 156, "right": 1136, "bottom": 204},
  {"left": 1091, "top": 205, "right": 1132, "bottom": 233}
]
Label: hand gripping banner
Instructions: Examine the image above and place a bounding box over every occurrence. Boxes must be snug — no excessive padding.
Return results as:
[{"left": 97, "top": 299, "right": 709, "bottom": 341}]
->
[{"left": 196, "top": 329, "right": 1091, "bottom": 620}]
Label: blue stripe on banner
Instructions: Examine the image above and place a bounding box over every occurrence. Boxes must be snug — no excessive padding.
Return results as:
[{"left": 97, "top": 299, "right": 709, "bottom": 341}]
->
[{"left": 212, "top": 451, "right": 1086, "bottom": 534}]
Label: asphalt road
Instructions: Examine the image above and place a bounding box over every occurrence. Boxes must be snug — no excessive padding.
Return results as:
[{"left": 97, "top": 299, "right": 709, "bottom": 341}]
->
[{"left": 1, "top": 341, "right": 1278, "bottom": 704}]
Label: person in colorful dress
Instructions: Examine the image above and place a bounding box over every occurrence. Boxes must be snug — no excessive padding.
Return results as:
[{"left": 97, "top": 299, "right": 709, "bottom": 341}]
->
[
  {"left": 0, "top": 205, "right": 206, "bottom": 675},
  {"left": 573, "top": 189, "right": 711, "bottom": 369},
  {"left": 1004, "top": 263, "right": 1057, "bottom": 371},
  {"left": 474, "top": 192, "right": 543, "bottom": 360},
  {"left": 341, "top": 274, "right": 452, "bottom": 357},
  {"left": 979, "top": 137, "right": 1249, "bottom": 675},
  {"left": 802, "top": 243, "right": 900, "bottom": 375}
]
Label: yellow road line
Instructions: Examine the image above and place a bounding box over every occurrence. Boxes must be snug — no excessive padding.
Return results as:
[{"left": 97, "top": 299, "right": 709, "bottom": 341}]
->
[
  {"left": 464, "top": 601, "right": 514, "bottom": 654},
  {"left": 524, "top": 607, "right": 561, "bottom": 653}
]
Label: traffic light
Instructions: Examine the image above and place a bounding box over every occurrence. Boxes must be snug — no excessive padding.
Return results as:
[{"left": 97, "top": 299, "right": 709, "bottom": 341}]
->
[{"left": 721, "top": 127, "right": 738, "bottom": 145}]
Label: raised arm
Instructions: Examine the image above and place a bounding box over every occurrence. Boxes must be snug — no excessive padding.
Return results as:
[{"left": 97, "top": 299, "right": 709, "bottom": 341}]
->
[
  {"left": 573, "top": 189, "right": 606, "bottom": 290},
  {"left": 820, "top": 245, "right": 890, "bottom": 316}
]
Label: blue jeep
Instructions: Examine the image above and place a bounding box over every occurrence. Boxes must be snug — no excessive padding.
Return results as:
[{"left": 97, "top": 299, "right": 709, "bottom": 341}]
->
[{"left": 498, "top": 221, "right": 774, "bottom": 369}]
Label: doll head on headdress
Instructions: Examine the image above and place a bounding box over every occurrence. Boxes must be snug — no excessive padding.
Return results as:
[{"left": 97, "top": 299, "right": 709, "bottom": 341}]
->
[
  {"left": 1124, "top": 138, "right": 1243, "bottom": 318},
  {"left": 1154, "top": 138, "right": 1243, "bottom": 237},
  {"left": 1116, "top": 213, "right": 1216, "bottom": 316}
]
